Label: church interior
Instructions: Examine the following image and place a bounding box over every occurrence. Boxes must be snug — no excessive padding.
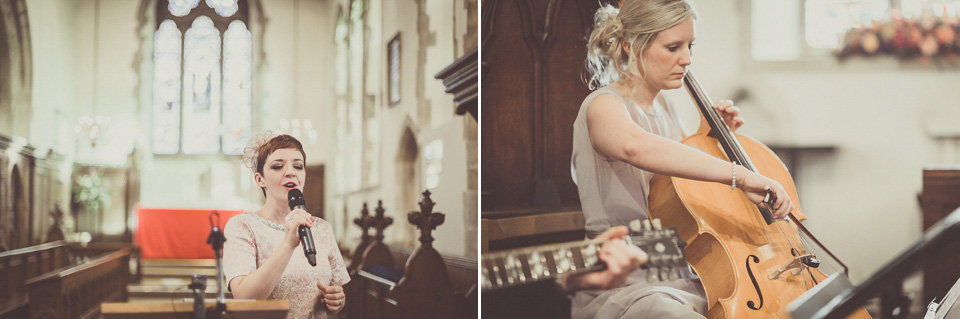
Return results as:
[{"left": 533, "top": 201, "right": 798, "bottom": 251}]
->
[
  {"left": 1, "top": 0, "right": 477, "bottom": 318},
  {"left": 5, "top": 0, "right": 960, "bottom": 318},
  {"left": 482, "top": 0, "right": 960, "bottom": 318}
]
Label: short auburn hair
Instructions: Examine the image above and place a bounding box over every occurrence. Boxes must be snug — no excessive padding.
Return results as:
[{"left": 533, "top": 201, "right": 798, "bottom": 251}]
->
[
  {"left": 255, "top": 135, "right": 307, "bottom": 197},
  {"left": 255, "top": 134, "right": 306, "bottom": 176}
]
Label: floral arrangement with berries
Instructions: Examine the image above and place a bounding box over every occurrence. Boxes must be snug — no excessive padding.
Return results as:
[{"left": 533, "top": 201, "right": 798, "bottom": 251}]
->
[{"left": 835, "top": 13, "right": 960, "bottom": 63}]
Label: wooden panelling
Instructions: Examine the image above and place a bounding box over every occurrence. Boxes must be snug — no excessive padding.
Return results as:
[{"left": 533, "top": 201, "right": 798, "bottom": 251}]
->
[
  {"left": 481, "top": 0, "right": 601, "bottom": 212},
  {"left": 481, "top": 209, "right": 585, "bottom": 253},
  {"left": 0, "top": 134, "right": 69, "bottom": 251}
]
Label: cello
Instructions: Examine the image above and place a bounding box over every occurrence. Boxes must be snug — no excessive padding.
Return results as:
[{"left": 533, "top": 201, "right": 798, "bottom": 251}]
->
[{"left": 647, "top": 71, "right": 871, "bottom": 319}]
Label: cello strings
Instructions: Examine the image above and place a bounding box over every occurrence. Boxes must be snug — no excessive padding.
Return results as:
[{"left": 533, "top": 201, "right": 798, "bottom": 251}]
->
[
  {"left": 689, "top": 72, "right": 820, "bottom": 291},
  {"left": 775, "top": 218, "right": 820, "bottom": 289}
]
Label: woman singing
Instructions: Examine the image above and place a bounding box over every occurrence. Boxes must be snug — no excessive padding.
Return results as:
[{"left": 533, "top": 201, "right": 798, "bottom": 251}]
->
[{"left": 224, "top": 132, "right": 349, "bottom": 318}]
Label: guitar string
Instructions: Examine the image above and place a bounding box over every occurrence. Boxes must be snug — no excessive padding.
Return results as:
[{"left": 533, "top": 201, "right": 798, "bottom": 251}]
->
[{"left": 483, "top": 230, "right": 683, "bottom": 289}]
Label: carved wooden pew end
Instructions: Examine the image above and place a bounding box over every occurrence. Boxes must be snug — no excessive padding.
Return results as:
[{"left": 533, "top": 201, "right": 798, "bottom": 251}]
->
[{"left": 351, "top": 191, "right": 459, "bottom": 319}]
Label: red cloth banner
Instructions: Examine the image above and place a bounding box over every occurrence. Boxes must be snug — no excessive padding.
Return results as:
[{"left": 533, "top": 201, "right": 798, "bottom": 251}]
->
[{"left": 136, "top": 207, "right": 244, "bottom": 259}]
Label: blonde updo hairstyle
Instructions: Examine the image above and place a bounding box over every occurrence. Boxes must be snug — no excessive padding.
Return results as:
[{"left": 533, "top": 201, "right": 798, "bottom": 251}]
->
[{"left": 586, "top": 0, "right": 697, "bottom": 89}]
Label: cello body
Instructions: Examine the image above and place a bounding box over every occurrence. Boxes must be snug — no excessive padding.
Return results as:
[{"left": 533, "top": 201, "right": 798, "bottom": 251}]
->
[{"left": 647, "top": 74, "right": 871, "bottom": 319}]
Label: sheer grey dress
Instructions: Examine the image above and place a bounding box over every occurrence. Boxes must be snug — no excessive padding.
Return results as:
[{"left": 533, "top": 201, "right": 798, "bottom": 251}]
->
[{"left": 570, "top": 86, "right": 707, "bottom": 319}]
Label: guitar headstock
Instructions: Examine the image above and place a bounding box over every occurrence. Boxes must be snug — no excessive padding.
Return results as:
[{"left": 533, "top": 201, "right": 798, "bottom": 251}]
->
[{"left": 628, "top": 218, "right": 688, "bottom": 282}]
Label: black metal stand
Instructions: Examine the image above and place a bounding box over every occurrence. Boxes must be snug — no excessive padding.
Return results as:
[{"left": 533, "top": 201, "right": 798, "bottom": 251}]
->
[
  {"left": 207, "top": 211, "right": 227, "bottom": 315},
  {"left": 810, "top": 207, "right": 960, "bottom": 319},
  {"left": 189, "top": 274, "right": 207, "bottom": 319}
]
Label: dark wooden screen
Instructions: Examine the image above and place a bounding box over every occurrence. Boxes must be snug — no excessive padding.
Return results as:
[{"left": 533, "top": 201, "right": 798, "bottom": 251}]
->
[
  {"left": 481, "top": 0, "right": 602, "bottom": 212},
  {"left": 305, "top": 164, "right": 324, "bottom": 219},
  {"left": 918, "top": 167, "right": 960, "bottom": 304}
]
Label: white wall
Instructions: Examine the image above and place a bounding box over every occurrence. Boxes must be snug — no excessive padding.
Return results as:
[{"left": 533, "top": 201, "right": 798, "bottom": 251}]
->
[
  {"left": 324, "top": 0, "right": 477, "bottom": 258},
  {"left": 26, "top": 0, "right": 78, "bottom": 156}
]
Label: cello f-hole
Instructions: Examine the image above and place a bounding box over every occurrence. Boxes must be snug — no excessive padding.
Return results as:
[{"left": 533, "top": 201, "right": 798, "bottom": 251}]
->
[{"left": 746, "top": 255, "right": 764, "bottom": 310}]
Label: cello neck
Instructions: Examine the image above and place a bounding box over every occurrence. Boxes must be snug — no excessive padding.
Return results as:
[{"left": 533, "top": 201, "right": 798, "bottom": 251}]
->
[
  {"left": 683, "top": 71, "right": 756, "bottom": 172},
  {"left": 684, "top": 71, "right": 776, "bottom": 225}
]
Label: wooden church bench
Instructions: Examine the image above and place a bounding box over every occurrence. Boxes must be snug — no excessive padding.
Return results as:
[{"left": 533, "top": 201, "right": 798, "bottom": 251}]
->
[
  {"left": 344, "top": 192, "right": 478, "bottom": 319},
  {"left": 0, "top": 241, "right": 71, "bottom": 318},
  {"left": 0, "top": 241, "right": 136, "bottom": 319},
  {"left": 25, "top": 248, "right": 131, "bottom": 319}
]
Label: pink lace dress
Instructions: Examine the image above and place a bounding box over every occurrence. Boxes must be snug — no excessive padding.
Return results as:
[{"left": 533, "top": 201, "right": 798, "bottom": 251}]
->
[{"left": 223, "top": 212, "right": 350, "bottom": 319}]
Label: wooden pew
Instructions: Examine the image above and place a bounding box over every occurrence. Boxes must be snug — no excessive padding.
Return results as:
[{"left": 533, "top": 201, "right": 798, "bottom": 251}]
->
[
  {"left": 388, "top": 246, "right": 477, "bottom": 318},
  {"left": 356, "top": 200, "right": 397, "bottom": 273},
  {"left": 346, "top": 202, "right": 375, "bottom": 276},
  {"left": 345, "top": 201, "right": 395, "bottom": 319},
  {"left": 354, "top": 190, "right": 468, "bottom": 319},
  {"left": 0, "top": 240, "right": 71, "bottom": 318},
  {"left": 344, "top": 202, "right": 373, "bottom": 319},
  {"left": 25, "top": 248, "right": 131, "bottom": 319},
  {"left": 69, "top": 242, "right": 143, "bottom": 283},
  {"left": 0, "top": 241, "right": 139, "bottom": 319}
]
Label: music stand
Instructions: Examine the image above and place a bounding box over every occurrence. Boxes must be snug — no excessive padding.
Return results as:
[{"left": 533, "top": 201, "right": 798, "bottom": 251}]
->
[
  {"left": 788, "top": 272, "right": 856, "bottom": 319},
  {"left": 797, "top": 207, "right": 960, "bottom": 319}
]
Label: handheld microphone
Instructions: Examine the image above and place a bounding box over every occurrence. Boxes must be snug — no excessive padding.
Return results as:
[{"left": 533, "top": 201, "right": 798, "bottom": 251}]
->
[{"left": 287, "top": 189, "right": 317, "bottom": 267}]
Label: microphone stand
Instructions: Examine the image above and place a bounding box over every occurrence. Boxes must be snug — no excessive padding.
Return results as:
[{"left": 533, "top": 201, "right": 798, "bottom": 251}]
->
[
  {"left": 207, "top": 211, "right": 227, "bottom": 317},
  {"left": 189, "top": 274, "right": 207, "bottom": 319}
]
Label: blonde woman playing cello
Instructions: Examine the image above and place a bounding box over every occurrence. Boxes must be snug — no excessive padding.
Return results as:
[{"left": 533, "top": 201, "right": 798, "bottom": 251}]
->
[{"left": 571, "top": 0, "right": 794, "bottom": 318}]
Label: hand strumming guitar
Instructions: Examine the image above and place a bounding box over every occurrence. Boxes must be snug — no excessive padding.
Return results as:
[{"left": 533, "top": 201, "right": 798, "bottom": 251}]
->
[{"left": 559, "top": 226, "right": 648, "bottom": 292}]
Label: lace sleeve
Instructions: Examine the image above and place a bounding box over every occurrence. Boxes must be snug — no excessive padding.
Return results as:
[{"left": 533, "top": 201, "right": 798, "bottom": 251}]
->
[
  {"left": 223, "top": 216, "right": 257, "bottom": 291},
  {"left": 324, "top": 221, "right": 351, "bottom": 287}
]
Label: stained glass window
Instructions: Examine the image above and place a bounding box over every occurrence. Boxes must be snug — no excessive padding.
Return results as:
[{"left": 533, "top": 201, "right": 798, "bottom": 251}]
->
[
  {"left": 752, "top": 0, "right": 907, "bottom": 60},
  {"left": 902, "top": 0, "right": 960, "bottom": 18},
  {"left": 206, "top": 0, "right": 239, "bottom": 17},
  {"left": 334, "top": 9, "right": 350, "bottom": 193},
  {"left": 423, "top": 140, "right": 444, "bottom": 190},
  {"left": 168, "top": 0, "right": 200, "bottom": 17},
  {"left": 805, "top": 0, "right": 889, "bottom": 49},
  {"left": 152, "top": 0, "right": 250, "bottom": 155},
  {"left": 182, "top": 16, "right": 222, "bottom": 154},
  {"left": 222, "top": 21, "right": 251, "bottom": 155},
  {"left": 152, "top": 20, "right": 182, "bottom": 155}
]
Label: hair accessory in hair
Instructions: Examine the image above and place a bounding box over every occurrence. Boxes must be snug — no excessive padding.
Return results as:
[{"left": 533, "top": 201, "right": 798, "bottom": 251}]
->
[
  {"left": 242, "top": 130, "right": 277, "bottom": 173},
  {"left": 607, "top": 15, "right": 623, "bottom": 47}
]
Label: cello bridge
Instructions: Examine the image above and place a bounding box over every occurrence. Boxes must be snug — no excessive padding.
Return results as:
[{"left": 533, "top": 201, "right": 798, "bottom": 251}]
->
[{"left": 768, "top": 253, "right": 816, "bottom": 280}]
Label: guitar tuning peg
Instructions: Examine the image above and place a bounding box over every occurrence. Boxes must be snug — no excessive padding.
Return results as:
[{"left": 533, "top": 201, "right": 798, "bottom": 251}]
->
[
  {"left": 647, "top": 268, "right": 660, "bottom": 282},
  {"left": 628, "top": 220, "right": 642, "bottom": 233},
  {"left": 642, "top": 220, "right": 652, "bottom": 232},
  {"left": 669, "top": 268, "right": 680, "bottom": 281},
  {"left": 651, "top": 219, "right": 662, "bottom": 230},
  {"left": 658, "top": 267, "right": 669, "bottom": 281}
]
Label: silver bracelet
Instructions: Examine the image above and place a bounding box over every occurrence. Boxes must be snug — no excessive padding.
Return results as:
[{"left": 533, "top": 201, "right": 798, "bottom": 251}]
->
[{"left": 731, "top": 162, "right": 737, "bottom": 190}]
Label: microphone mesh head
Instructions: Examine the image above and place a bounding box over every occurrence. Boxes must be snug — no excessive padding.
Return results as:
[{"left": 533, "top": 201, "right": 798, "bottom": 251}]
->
[{"left": 287, "top": 189, "right": 305, "bottom": 209}]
